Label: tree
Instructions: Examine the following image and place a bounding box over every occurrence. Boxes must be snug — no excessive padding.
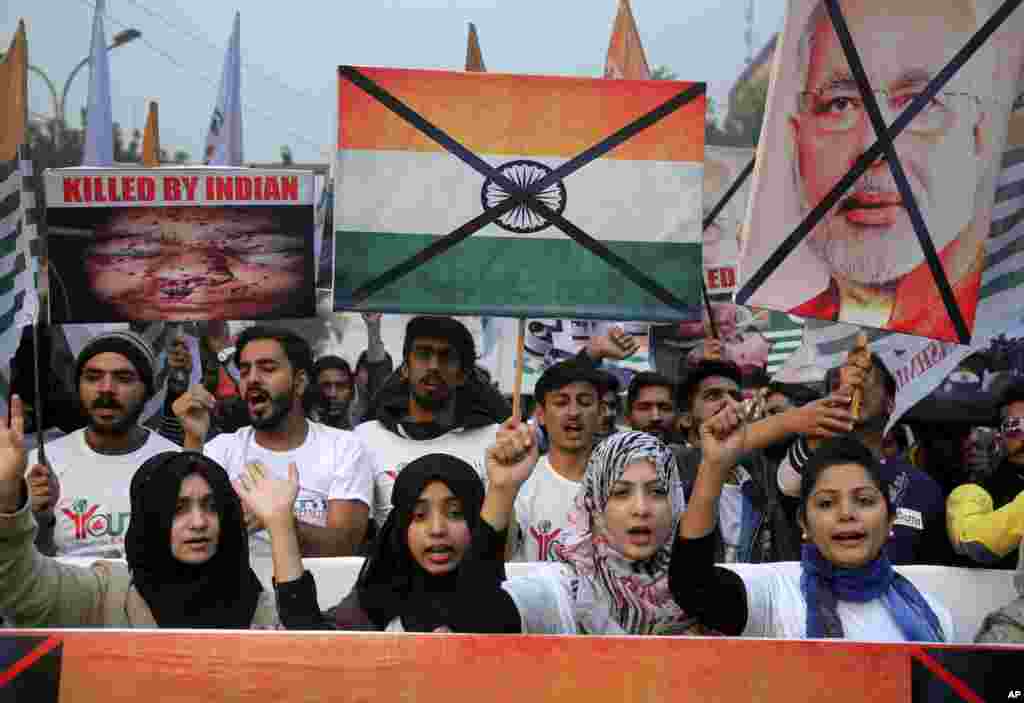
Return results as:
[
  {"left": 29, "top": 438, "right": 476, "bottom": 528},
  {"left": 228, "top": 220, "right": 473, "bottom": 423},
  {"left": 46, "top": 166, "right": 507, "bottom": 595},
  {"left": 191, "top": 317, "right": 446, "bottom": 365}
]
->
[
  {"left": 173, "top": 149, "right": 190, "bottom": 165},
  {"left": 725, "top": 75, "right": 769, "bottom": 147},
  {"left": 280, "top": 145, "right": 293, "bottom": 165},
  {"left": 650, "top": 65, "right": 678, "bottom": 81}
]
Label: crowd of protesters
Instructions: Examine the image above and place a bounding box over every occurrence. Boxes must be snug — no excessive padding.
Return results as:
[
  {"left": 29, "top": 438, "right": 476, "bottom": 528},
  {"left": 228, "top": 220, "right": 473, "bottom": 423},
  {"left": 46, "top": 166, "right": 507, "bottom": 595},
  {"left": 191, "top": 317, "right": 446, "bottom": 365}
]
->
[{"left": 2, "top": 313, "right": 1024, "bottom": 643}]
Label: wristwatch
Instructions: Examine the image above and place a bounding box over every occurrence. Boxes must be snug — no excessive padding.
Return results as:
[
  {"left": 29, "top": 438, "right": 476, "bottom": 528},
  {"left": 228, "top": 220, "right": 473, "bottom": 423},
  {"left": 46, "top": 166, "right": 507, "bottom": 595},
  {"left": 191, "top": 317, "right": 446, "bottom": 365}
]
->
[{"left": 217, "top": 346, "right": 236, "bottom": 364}]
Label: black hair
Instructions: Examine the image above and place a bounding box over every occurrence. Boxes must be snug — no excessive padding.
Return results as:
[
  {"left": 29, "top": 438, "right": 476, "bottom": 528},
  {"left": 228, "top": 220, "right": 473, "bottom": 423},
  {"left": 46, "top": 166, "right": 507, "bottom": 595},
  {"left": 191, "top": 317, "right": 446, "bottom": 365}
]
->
[
  {"left": 356, "top": 349, "right": 393, "bottom": 374},
  {"left": 234, "top": 326, "right": 314, "bottom": 379},
  {"left": 678, "top": 360, "right": 743, "bottom": 410},
  {"left": 533, "top": 360, "right": 607, "bottom": 407},
  {"left": 402, "top": 316, "right": 476, "bottom": 372},
  {"left": 797, "top": 436, "right": 892, "bottom": 523},
  {"left": 314, "top": 355, "right": 353, "bottom": 380},
  {"left": 627, "top": 371, "right": 676, "bottom": 412},
  {"left": 766, "top": 381, "right": 821, "bottom": 407},
  {"left": 999, "top": 378, "right": 1024, "bottom": 417}
]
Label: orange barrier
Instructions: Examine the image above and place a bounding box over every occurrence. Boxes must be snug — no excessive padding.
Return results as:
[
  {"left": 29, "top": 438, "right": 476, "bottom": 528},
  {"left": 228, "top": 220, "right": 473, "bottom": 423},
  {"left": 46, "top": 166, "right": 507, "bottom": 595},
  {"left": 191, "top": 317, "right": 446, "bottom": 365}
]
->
[{"left": 2, "top": 630, "right": 1022, "bottom": 702}]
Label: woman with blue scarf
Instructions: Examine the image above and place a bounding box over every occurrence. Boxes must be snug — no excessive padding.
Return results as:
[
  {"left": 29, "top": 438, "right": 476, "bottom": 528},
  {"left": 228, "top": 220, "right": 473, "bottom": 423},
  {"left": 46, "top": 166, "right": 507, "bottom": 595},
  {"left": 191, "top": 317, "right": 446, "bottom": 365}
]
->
[{"left": 673, "top": 403, "right": 951, "bottom": 642}]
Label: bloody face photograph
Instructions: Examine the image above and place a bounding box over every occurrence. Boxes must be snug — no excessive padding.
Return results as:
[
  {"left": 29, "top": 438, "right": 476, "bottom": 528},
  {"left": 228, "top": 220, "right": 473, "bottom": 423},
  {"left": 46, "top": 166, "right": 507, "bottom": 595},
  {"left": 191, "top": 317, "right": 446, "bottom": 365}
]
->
[{"left": 47, "top": 204, "right": 315, "bottom": 323}]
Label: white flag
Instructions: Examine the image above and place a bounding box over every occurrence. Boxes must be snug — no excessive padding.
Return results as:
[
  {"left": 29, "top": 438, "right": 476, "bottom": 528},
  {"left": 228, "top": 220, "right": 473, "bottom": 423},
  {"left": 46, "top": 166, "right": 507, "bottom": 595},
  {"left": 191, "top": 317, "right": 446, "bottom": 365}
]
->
[
  {"left": 82, "top": 0, "right": 114, "bottom": 166},
  {"left": 203, "top": 12, "right": 243, "bottom": 166}
]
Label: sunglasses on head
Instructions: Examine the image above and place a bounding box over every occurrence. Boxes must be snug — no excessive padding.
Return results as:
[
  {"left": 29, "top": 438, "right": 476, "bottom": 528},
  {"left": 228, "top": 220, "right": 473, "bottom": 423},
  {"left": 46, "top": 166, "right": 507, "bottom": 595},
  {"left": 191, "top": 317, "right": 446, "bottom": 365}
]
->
[{"left": 1002, "top": 416, "right": 1024, "bottom": 438}]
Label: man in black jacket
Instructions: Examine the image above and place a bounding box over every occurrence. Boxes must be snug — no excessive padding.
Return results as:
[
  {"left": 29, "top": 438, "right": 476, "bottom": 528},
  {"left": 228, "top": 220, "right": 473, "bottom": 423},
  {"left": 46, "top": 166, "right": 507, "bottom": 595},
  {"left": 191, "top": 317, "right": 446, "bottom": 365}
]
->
[{"left": 354, "top": 316, "right": 511, "bottom": 528}]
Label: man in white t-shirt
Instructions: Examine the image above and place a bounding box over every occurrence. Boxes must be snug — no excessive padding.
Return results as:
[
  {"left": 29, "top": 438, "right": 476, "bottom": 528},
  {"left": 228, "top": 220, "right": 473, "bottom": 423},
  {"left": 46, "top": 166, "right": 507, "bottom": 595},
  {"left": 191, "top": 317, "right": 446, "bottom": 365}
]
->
[
  {"left": 509, "top": 360, "right": 607, "bottom": 562},
  {"left": 357, "top": 316, "right": 511, "bottom": 529},
  {"left": 175, "top": 326, "right": 374, "bottom": 557},
  {"left": 26, "top": 330, "right": 180, "bottom": 558}
]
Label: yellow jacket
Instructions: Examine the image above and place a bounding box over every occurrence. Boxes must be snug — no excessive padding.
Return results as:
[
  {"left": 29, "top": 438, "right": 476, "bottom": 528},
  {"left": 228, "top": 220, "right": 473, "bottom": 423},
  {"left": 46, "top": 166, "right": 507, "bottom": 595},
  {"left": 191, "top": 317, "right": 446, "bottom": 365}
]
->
[{"left": 947, "top": 483, "right": 1024, "bottom": 565}]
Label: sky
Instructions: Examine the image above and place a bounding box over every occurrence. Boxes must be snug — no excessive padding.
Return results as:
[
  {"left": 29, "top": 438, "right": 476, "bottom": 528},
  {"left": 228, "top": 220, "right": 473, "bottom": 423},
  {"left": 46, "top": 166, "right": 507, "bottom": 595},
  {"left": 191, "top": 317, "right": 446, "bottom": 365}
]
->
[{"left": 3, "top": 0, "right": 786, "bottom": 163}]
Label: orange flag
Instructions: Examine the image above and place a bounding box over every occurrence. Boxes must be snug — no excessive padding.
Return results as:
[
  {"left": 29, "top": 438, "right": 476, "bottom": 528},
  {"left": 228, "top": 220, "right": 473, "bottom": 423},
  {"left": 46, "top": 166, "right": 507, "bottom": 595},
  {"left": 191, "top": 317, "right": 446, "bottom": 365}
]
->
[
  {"left": 141, "top": 101, "right": 160, "bottom": 166},
  {"left": 465, "top": 22, "right": 486, "bottom": 72},
  {"left": 604, "top": 0, "right": 650, "bottom": 80},
  {"left": 0, "top": 20, "right": 28, "bottom": 161}
]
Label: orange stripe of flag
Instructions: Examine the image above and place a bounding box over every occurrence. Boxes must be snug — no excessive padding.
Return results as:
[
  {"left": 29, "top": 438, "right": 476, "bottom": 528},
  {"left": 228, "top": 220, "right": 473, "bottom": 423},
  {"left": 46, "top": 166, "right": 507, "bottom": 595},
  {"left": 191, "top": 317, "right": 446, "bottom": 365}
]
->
[{"left": 338, "top": 66, "right": 704, "bottom": 162}]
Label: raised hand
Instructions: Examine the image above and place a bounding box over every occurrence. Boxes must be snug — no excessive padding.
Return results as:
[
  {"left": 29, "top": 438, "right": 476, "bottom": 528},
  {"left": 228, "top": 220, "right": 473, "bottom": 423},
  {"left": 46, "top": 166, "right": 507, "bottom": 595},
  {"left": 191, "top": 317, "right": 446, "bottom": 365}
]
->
[
  {"left": 785, "top": 391, "right": 855, "bottom": 440},
  {"left": 26, "top": 463, "right": 59, "bottom": 514},
  {"left": 172, "top": 384, "right": 216, "bottom": 441},
  {"left": 699, "top": 397, "right": 748, "bottom": 478},
  {"left": 486, "top": 417, "right": 540, "bottom": 491},
  {"left": 0, "top": 396, "right": 28, "bottom": 513},
  {"left": 586, "top": 325, "right": 639, "bottom": 362},
  {"left": 236, "top": 461, "right": 299, "bottom": 533}
]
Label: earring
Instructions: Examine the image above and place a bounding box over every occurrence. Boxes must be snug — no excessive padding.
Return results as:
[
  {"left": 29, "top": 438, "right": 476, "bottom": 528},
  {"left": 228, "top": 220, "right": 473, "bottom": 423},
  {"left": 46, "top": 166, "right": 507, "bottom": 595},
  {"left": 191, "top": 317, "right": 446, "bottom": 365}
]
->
[
  {"left": 801, "top": 532, "right": 808, "bottom": 540},
  {"left": 889, "top": 529, "right": 895, "bottom": 537}
]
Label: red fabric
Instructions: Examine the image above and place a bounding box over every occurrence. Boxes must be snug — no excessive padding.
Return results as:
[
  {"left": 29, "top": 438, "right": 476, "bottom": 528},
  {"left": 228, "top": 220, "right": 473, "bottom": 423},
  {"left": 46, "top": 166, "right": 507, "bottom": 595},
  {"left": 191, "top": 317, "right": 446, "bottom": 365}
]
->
[{"left": 789, "top": 241, "right": 984, "bottom": 341}]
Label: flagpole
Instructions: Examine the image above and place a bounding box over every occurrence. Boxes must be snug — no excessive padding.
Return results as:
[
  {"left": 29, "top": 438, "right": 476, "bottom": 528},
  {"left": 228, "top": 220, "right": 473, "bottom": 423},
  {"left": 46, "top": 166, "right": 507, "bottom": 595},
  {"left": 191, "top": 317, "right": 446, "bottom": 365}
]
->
[
  {"left": 512, "top": 318, "right": 526, "bottom": 421},
  {"left": 18, "top": 144, "right": 45, "bottom": 464}
]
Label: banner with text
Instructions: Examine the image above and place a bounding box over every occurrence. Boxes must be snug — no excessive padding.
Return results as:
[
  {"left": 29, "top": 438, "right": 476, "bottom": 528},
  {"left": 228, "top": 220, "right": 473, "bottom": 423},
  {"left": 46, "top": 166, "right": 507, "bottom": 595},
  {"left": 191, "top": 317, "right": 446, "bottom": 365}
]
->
[{"left": 44, "top": 168, "right": 316, "bottom": 323}]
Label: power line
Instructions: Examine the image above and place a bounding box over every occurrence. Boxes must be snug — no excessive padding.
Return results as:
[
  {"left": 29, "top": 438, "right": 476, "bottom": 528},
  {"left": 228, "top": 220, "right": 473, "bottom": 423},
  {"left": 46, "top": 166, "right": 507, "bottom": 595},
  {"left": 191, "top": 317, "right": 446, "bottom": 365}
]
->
[
  {"left": 71, "top": 0, "right": 325, "bottom": 150},
  {"left": 121, "top": 0, "right": 324, "bottom": 105}
]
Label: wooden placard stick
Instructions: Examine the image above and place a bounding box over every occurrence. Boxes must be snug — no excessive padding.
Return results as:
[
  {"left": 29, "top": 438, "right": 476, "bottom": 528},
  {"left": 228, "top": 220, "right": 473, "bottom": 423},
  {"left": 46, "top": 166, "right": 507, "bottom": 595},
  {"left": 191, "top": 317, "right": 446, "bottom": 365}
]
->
[
  {"left": 848, "top": 332, "right": 871, "bottom": 421},
  {"left": 512, "top": 318, "right": 526, "bottom": 422}
]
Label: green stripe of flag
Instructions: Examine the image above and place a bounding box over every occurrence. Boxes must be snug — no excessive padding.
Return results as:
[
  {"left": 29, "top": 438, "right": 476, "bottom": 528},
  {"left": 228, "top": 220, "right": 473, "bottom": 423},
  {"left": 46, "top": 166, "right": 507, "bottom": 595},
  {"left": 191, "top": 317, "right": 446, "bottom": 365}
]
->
[{"left": 334, "top": 231, "right": 702, "bottom": 320}]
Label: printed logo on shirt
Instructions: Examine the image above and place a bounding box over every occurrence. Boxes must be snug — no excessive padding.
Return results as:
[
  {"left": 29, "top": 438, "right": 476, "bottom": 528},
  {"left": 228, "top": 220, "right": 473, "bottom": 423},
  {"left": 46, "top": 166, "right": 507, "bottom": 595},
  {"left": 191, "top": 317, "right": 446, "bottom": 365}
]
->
[
  {"left": 60, "top": 499, "right": 131, "bottom": 540},
  {"left": 529, "top": 520, "right": 564, "bottom": 561},
  {"left": 294, "top": 497, "right": 328, "bottom": 527},
  {"left": 895, "top": 507, "right": 924, "bottom": 531},
  {"left": 889, "top": 472, "right": 910, "bottom": 509}
]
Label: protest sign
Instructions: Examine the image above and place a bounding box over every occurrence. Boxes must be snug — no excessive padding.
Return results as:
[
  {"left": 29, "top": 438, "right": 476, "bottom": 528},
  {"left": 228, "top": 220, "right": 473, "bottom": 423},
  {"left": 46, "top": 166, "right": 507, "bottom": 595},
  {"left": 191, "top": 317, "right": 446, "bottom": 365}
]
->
[
  {"left": 333, "top": 66, "right": 705, "bottom": 320},
  {"left": 703, "top": 145, "right": 755, "bottom": 301},
  {"left": 44, "top": 168, "right": 316, "bottom": 323},
  {"left": 736, "top": 0, "right": 1024, "bottom": 344}
]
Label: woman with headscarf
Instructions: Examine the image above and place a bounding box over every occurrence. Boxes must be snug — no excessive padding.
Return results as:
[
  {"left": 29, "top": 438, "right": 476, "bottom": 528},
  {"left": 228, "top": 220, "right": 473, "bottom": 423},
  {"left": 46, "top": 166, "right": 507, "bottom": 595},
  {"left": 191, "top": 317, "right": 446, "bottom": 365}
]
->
[
  {"left": 0, "top": 397, "right": 275, "bottom": 628},
  {"left": 476, "top": 426, "right": 708, "bottom": 635},
  {"left": 674, "top": 400, "right": 952, "bottom": 642},
  {"left": 243, "top": 452, "right": 511, "bottom": 632}
]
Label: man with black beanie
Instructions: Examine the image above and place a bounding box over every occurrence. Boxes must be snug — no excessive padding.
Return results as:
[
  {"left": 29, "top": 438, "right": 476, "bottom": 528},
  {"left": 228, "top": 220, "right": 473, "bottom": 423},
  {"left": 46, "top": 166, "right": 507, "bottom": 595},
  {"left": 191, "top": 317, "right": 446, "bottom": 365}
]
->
[{"left": 26, "top": 330, "right": 179, "bottom": 557}]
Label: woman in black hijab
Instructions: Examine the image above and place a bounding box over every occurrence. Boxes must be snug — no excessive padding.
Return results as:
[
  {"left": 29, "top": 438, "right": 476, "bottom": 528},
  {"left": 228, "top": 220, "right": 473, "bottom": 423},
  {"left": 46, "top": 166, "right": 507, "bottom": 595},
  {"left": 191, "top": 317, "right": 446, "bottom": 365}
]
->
[
  {"left": 126, "top": 451, "right": 269, "bottom": 628},
  {"left": 255, "top": 453, "right": 512, "bottom": 632},
  {"left": 0, "top": 396, "right": 275, "bottom": 629}
]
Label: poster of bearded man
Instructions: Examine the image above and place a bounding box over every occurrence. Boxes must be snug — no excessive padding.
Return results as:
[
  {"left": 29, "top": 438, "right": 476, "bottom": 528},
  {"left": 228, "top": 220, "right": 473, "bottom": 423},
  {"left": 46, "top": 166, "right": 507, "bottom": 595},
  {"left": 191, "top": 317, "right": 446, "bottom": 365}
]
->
[{"left": 736, "top": 0, "right": 1024, "bottom": 343}]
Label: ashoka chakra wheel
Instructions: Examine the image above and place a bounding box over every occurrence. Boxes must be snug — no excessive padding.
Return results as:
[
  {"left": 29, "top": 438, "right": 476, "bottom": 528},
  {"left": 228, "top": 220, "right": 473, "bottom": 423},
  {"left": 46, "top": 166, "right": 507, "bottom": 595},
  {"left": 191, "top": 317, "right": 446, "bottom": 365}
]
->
[{"left": 481, "top": 160, "right": 567, "bottom": 234}]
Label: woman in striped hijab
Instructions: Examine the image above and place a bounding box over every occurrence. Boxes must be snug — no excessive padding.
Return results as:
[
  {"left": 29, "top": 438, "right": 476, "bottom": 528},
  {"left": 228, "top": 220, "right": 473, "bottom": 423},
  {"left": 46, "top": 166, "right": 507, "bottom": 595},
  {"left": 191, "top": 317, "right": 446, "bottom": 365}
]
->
[{"left": 462, "top": 428, "right": 711, "bottom": 635}]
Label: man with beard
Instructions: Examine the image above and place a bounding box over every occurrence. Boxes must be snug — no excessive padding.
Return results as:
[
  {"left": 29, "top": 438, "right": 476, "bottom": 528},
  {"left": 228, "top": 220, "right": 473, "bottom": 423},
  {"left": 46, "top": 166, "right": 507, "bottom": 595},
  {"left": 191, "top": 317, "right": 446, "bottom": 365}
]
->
[
  {"left": 948, "top": 380, "right": 1024, "bottom": 570},
  {"left": 508, "top": 360, "right": 607, "bottom": 562},
  {"left": 355, "top": 316, "right": 510, "bottom": 529},
  {"left": 779, "top": 352, "right": 952, "bottom": 565},
  {"left": 174, "top": 326, "right": 375, "bottom": 558},
  {"left": 310, "top": 356, "right": 355, "bottom": 430},
  {"left": 25, "top": 331, "right": 179, "bottom": 558},
  {"left": 784, "top": 0, "right": 994, "bottom": 338},
  {"left": 625, "top": 372, "right": 677, "bottom": 443},
  {"left": 677, "top": 360, "right": 853, "bottom": 563}
]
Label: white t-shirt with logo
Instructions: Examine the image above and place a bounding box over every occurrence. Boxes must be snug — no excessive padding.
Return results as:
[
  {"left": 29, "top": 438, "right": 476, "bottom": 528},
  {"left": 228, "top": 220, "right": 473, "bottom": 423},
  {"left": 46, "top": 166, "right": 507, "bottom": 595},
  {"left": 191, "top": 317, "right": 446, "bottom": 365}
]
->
[
  {"left": 509, "top": 456, "right": 581, "bottom": 562},
  {"left": 354, "top": 421, "right": 498, "bottom": 529},
  {"left": 29, "top": 429, "right": 180, "bottom": 558},
  {"left": 203, "top": 422, "right": 376, "bottom": 556}
]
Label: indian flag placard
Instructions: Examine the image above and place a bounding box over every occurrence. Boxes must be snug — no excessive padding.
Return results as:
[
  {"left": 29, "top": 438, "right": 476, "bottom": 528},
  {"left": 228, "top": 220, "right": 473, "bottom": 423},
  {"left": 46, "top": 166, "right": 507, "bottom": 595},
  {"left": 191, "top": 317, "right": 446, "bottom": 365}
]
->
[{"left": 334, "top": 66, "right": 705, "bottom": 320}]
